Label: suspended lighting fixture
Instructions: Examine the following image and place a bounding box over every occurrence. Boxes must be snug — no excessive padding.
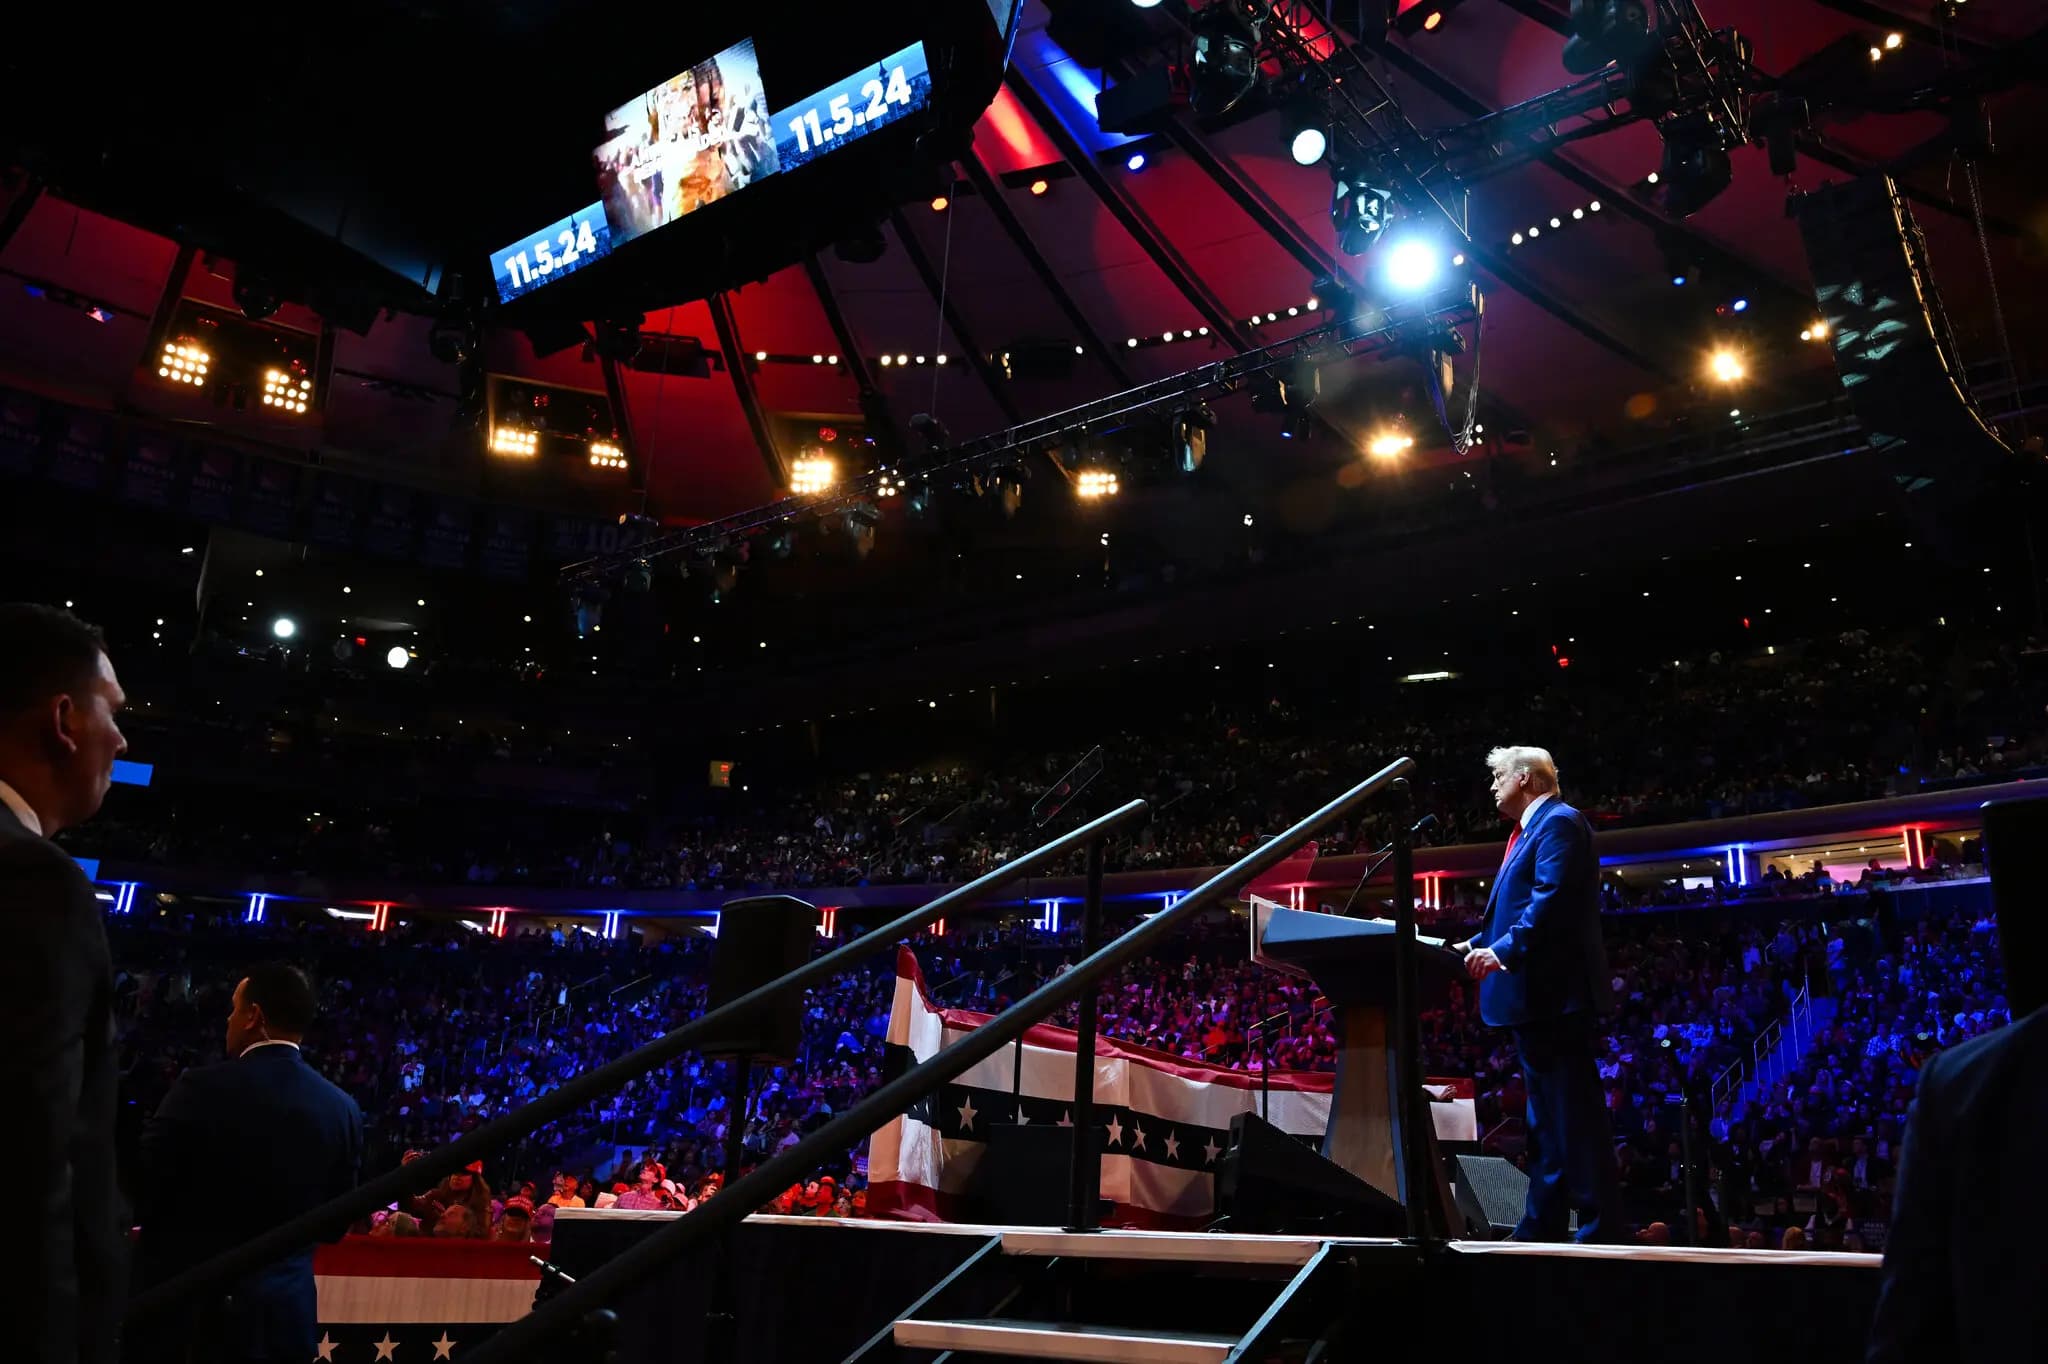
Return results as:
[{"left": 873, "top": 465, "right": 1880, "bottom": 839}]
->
[{"left": 1189, "top": 1, "right": 1264, "bottom": 117}]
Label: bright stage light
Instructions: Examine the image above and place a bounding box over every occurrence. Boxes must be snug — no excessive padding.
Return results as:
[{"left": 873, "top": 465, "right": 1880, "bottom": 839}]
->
[
  {"left": 1383, "top": 237, "right": 1443, "bottom": 293},
  {"left": 271, "top": 617, "right": 297, "bottom": 640},
  {"left": 261, "top": 369, "right": 311, "bottom": 413},
  {"left": 1290, "top": 125, "right": 1328, "bottom": 167},
  {"left": 158, "top": 341, "right": 210, "bottom": 387},
  {"left": 1029, "top": 178, "right": 1049, "bottom": 195},
  {"left": 790, "top": 452, "right": 838, "bottom": 495},
  {"left": 491, "top": 427, "right": 539, "bottom": 457},
  {"left": 1709, "top": 349, "right": 1746, "bottom": 384},
  {"left": 1076, "top": 468, "right": 1120, "bottom": 499},
  {"left": 386, "top": 646, "right": 410, "bottom": 670},
  {"left": 588, "top": 441, "right": 627, "bottom": 469},
  {"left": 1367, "top": 431, "right": 1414, "bottom": 459},
  {"left": 1126, "top": 150, "right": 1148, "bottom": 172}
]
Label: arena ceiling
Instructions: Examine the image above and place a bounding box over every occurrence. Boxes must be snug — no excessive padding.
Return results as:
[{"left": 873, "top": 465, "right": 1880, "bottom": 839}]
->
[{"left": 0, "top": 0, "right": 2041, "bottom": 538}]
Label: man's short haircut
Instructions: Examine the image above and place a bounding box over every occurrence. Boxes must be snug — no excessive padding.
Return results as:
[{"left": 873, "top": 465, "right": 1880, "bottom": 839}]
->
[
  {"left": 1486, "top": 745, "right": 1560, "bottom": 793},
  {"left": 243, "top": 962, "right": 320, "bottom": 1035},
  {"left": 0, "top": 604, "right": 107, "bottom": 715}
]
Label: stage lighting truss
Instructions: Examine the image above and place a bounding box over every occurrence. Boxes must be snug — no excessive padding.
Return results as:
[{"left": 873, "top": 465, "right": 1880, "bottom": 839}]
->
[
  {"left": 261, "top": 368, "right": 311, "bottom": 413},
  {"left": 490, "top": 426, "right": 540, "bottom": 457},
  {"left": 557, "top": 287, "right": 1476, "bottom": 587},
  {"left": 158, "top": 341, "right": 210, "bottom": 387},
  {"left": 588, "top": 440, "right": 628, "bottom": 469}
]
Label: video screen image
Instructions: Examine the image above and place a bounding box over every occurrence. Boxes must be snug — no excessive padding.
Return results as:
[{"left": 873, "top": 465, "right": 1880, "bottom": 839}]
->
[
  {"left": 594, "top": 38, "right": 780, "bottom": 244},
  {"left": 768, "top": 42, "right": 933, "bottom": 172}
]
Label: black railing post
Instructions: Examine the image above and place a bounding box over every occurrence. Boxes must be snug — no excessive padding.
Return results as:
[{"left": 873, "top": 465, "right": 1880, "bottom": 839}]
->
[
  {"left": 1681, "top": 1095, "right": 1701, "bottom": 1247},
  {"left": 707, "top": 1055, "right": 751, "bottom": 1363},
  {"left": 1388, "top": 780, "right": 1432, "bottom": 1244},
  {"left": 1065, "top": 840, "right": 1107, "bottom": 1232}
]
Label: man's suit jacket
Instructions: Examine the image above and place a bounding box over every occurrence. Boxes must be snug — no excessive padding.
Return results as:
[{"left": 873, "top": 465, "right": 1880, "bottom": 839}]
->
[
  {"left": 137, "top": 1044, "right": 363, "bottom": 1362},
  {"left": 1867, "top": 1006, "right": 2047, "bottom": 1364},
  {"left": 0, "top": 801, "right": 125, "bottom": 1364},
  {"left": 1471, "top": 796, "right": 1613, "bottom": 1029}
]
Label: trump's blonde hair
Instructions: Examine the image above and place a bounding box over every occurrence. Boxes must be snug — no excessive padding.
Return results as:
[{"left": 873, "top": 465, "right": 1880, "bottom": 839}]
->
[{"left": 1486, "top": 745, "right": 1559, "bottom": 793}]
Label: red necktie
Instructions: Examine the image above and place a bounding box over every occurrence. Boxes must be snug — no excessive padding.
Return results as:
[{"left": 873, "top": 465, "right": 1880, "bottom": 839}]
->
[{"left": 1499, "top": 824, "right": 1521, "bottom": 870}]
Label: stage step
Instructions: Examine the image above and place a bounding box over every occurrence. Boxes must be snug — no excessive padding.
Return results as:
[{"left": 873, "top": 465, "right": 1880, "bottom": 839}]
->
[
  {"left": 1000, "top": 1228, "right": 1326, "bottom": 1267},
  {"left": 892, "top": 1317, "right": 1238, "bottom": 1364}
]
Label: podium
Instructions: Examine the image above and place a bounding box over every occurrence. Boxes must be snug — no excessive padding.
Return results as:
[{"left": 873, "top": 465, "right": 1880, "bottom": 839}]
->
[{"left": 1252, "top": 903, "right": 1465, "bottom": 1226}]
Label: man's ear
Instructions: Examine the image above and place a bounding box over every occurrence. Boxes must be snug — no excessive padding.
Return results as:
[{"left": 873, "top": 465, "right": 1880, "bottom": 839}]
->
[{"left": 50, "top": 694, "right": 81, "bottom": 756}]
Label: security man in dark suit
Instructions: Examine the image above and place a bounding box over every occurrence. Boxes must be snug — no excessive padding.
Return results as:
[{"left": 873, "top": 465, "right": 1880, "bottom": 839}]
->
[
  {"left": 135, "top": 963, "right": 364, "bottom": 1363},
  {"left": 1867, "top": 1004, "right": 2046, "bottom": 1362},
  {"left": 1455, "top": 744, "right": 1628, "bottom": 1243},
  {"left": 0, "top": 604, "right": 131, "bottom": 1364}
]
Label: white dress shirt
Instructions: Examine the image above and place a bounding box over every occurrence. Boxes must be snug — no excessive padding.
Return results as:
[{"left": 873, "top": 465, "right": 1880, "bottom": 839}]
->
[
  {"left": 1520, "top": 790, "right": 1554, "bottom": 830},
  {"left": 239, "top": 1038, "right": 303, "bottom": 1060}
]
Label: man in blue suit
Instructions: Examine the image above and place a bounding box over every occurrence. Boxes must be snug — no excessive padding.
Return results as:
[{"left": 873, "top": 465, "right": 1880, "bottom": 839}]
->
[
  {"left": 134, "top": 963, "right": 363, "bottom": 1362},
  {"left": 1456, "top": 745, "right": 1626, "bottom": 1242}
]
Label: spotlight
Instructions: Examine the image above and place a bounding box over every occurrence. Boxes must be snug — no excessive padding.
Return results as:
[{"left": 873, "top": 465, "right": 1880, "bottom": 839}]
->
[
  {"left": 1170, "top": 403, "right": 1215, "bottom": 474},
  {"left": 1367, "top": 430, "right": 1414, "bottom": 459},
  {"left": 1283, "top": 93, "right": 1328, "bottom": 167},
  {"left": 491, "top": 427, "right": 539, "bottom": 457},
  {"left": 233, "top": 271, "right": 281, "bottom": 321},
  {"left": 1189, "top": 0, "right": 1263, "bottom": 116},
  {"left": 1125, "top": 150, "right": 1148, "bottom": 172},
  {"left": 930, "top": 195, "right": 949, "bottom": 212},
  {"left": 261, "top": 369, "right": 312, "bottom": 414},
  {"left": 1671, "top": 275, "right": 1688, "bottom": 287},
  {"left": 157, "top": 341, "right": 210, "bottom": 387},
  {"left": 1884, "top": 31, "right": 1902, "bottom": 50},
  {"left": 1804, "top": 320, "right": 1830, "bottom": 342},
  {"left": 1331, "top": 170, "right": 1393, "bottom": 256},
  {"left": 386, "top": 646, "right": 410, "bottom": 670},
  {"left": 1076, "top": 467, "right": 1120, "bottom": 499},
  {"left": 790, "top": 451, "right": 837, "bottom": 495},
  {"left": 589, "top": 440, "right": 628, "bottom": 469},
  {"left": 1655, "top": 116, "right": 1734, "bottom": 218},
  {"left": 1382, "top": 236, "right": 1443, "bottom": 294},
  {"left": 271, "top": 617, "right": 297, "bottom": 640},
  {"left": 1561, "top": 0, "right": 1650, "bottom": 75},
  {"left": 1731, "top": 298, "right": 1749, "bottom": 313},
  {"left": 1132, "top": 0, "right": 1163, "bottom": 7},
  {"left": 1708, "top": 348, "right": 1746, "bottom": 384},
  {"left": 1029, "top": 178, "right": 1049, "bottom": 195}
]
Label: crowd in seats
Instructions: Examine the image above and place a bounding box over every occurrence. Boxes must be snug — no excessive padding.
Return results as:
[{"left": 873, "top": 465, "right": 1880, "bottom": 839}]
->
[
  {"left": 1710, "top": 908, "right": 2010, "bottom": 1250},
  {"left": 107, "top": 874, "right": 2007, "bottom": 1250},
  {"left": 63, "top": 626, "right": 2048, "bottom": 893}
]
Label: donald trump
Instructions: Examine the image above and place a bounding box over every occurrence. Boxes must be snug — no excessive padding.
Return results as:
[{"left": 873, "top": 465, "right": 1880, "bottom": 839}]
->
[{"left": 1456, "top": 745, "right": 1627, "bottom": 1243}]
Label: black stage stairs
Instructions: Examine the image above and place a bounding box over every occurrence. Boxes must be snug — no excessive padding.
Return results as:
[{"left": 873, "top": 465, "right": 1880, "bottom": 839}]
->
[{"left": 845, "top": 1229, "right": 1377, "bottom": 1364}]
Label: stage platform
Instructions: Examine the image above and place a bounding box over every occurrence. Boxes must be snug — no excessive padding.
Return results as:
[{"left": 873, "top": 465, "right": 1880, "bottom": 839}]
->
[{"left": 538, "top": 1212, "right": 1883, "bottom": 1364}]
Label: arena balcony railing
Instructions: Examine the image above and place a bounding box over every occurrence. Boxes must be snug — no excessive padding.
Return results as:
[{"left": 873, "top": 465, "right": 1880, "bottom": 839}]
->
[
  {"left": 447, "top": 757, "right": 1424, "bottom": 1364},
  {"left": 122, "top": 794, "right": 1154, "bottom": 1339}
]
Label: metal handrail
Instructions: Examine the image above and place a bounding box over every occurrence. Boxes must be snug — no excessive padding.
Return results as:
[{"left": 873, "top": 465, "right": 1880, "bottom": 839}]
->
[
  {"left": 461, "top": 757, "right": 1415, "bottom": 1364},
  {"left": 124, "top": 797, "right": 1151, "bottom": 1326}
]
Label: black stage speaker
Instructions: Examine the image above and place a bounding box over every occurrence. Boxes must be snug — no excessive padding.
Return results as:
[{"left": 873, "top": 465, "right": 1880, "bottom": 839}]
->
[
  {"left": 967, "top": 1123, "right": 1105, "bottom": 1227},
  {"left": 1451, "top": 1154, "right": 1528, "bottom": 1239},
  {"left": 1982, "top": 794, "right": 2048, "bottom": 1018},
  {"left": 1215, "top": 1113, "right": 1406, "bottom": 1237},
  {"left": 701, "top": 895, "right": 816, "bottom": 1061},
  {"left": 1793, "top": 175, "right": 2012, "bottom": 494}
]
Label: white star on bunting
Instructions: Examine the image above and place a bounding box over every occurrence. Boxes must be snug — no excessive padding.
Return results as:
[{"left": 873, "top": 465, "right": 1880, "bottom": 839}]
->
[
  {"left": 1163, "top": 1130, "right": 1181, "bottom": 1161},
  {"left": 314, "top": 1333, "right": 338, "bottom": 1363},
  {"left": 1131, "top": 1121, "right": 1148, "bottom": 1153},
  {"left": 1058, "top": 1110, "right": 1073, "bottom": 1127},
  {"left": 1015, "top": 1103, "right": 1030, "bottom": 1125},
  {"left": 1202, "top": 1136, "right": 1221, "bottom": 1165},
  {"left": 1104, "top": 1114, "right": 1124, "bottom": 1147},
  {"left": 956, "top": 1097, "right": 978, "bottom": 1132},
  {"left": 374, "top": 1333, "right": 399, "bottom": 1361},
  {"left": 433, "top": 1331, "right": 458, "bottom": 1359}
]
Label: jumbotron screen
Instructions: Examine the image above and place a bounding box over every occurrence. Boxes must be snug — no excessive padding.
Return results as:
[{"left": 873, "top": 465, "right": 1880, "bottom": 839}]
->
[{"left": 490, "top": 39, "right": 933, "bottom": 305}]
